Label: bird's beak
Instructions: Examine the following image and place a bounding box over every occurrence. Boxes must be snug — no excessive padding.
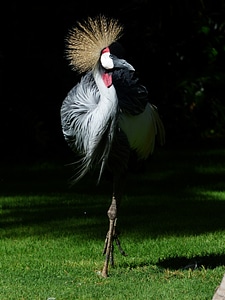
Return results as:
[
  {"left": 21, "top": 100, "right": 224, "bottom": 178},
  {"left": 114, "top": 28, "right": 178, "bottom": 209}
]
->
[
  {"left": 123, "top": 61, "right": 135, "bottom": 71},
  {"left": 111, "top": 55, "right": 135, "bottom": 71}
]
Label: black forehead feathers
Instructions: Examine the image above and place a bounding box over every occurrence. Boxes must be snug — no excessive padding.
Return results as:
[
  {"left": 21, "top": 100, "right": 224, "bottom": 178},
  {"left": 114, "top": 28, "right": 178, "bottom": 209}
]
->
[{"left": 109, "top": 42, "right": 126, "bottom": 59}]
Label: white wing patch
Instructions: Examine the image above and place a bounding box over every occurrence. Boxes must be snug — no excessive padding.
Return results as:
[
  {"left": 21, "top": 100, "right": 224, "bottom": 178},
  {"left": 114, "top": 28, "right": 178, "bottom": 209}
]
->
[{"left": 119, "top": 103, "right": 162, "bottom": 159}]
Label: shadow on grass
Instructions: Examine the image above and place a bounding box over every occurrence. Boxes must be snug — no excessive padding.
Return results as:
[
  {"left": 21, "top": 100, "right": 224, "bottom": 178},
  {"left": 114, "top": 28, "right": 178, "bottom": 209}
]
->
[
  {"left": 1, "top": 146, "right": 225, "bottom": 239},
  {"left": 157, "top": 253, "right": 225, "bottom": 270},
  {"left": 119, "top": 254, "right": 225, "bottom": 271}
]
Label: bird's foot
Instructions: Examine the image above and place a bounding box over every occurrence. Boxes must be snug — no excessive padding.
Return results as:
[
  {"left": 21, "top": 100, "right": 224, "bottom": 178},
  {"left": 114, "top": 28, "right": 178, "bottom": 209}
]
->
[
  {"left": 101, "top": 224, "right": 127, "bottom": 277},
  {"left": 112, "top": 232, "right": 127, "bottom": 257},
  {"left": 103, "top": 230, "right": 127, "bottom": 261}
]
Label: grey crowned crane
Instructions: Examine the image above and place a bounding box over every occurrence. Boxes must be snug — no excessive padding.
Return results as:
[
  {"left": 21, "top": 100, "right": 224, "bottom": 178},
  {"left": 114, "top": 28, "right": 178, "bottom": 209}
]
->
[{"left": 60, "top": 15, "right": 165, "bottom": 277}]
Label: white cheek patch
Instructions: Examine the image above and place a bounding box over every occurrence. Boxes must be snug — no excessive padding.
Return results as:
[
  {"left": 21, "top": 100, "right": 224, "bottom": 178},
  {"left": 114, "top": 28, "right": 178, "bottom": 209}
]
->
[{"left": 100, "top": 52, "right": 114, "bottom": 69}]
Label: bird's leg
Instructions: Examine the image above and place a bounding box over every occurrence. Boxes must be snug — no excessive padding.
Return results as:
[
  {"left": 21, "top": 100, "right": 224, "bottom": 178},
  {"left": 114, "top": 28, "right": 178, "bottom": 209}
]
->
[
  {"left": 102, "top": 176, "right": 127, "bottom": 277},
  {"left": 102, "top": 176, "right": 126, "bottom": 277},
  {"left": 102, "top": 195, "right": 117, "bottom": 277}
]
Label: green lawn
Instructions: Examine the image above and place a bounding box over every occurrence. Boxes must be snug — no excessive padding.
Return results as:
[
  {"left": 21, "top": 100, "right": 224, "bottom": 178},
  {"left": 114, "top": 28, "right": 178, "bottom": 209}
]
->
[{"left": 0, "top": 145, "right": 225, "bottom": 299}]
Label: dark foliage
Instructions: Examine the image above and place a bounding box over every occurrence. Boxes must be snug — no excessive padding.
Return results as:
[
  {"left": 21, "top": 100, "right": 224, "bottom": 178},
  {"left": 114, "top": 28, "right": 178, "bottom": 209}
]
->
[{"left": 1, "top": 1, "right": 225, "bottom": 162}]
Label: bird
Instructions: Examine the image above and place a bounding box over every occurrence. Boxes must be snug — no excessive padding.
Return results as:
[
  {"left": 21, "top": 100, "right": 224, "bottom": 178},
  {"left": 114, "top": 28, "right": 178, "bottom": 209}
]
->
[{"left": 60, "top": 15, "right": 165, "bottom": 277}]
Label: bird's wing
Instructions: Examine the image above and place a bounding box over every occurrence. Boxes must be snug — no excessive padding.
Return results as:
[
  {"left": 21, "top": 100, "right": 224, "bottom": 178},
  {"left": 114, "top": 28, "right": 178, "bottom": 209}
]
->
[
  {"left": 61, "top": 72, "right": 99, "bottom": 153},
  {"left": 113, "top": 69, "right": 149, "bottom": 115},
  {"left": 152, "top": 105, "right": 165, "bottom": 147},
  {"left": 113, "top": 69, "right": 165, "bottom": 159},
  {"left": 119, "top": 104, "right": 164, "bottom": 159}
]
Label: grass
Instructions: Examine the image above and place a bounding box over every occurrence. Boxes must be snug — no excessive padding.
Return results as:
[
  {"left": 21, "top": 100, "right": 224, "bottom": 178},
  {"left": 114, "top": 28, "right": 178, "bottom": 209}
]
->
[{"left": 0, "top": 145, "right": 225, "bottom": 299}]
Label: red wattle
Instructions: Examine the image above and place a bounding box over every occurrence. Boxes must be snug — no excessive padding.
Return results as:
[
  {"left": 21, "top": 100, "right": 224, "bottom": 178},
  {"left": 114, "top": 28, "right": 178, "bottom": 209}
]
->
[
  {"left": 102, "top": 73, "right": 112, "bottom": 88},
  {"left": 101, "top": 47, "right": 110, "bottom": 54}
]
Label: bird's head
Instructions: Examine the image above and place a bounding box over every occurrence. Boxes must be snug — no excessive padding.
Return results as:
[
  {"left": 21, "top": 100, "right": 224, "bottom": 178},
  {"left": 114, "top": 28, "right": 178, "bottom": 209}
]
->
[
  {"left": 65, "top": 16, "right": 124, "bottom": 74},
  {"left": 100, "top": 47, "right": 135, "bottom": 87},
  {"left": 100, "top": 47, "right": 135, "bottom": 71}
]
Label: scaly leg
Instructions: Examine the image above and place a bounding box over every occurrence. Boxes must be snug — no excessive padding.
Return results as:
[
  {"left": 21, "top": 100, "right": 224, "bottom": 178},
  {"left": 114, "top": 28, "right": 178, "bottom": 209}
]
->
[
  {"left": 102, "top": 193, "right": 127, "bottom": 277},
  {"left": 102, "top": 196, "right": 117, "bottom": 277}
]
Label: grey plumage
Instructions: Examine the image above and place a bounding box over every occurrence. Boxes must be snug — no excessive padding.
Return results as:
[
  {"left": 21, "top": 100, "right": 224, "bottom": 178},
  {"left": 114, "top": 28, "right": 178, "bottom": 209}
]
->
[{"left": 61, "top": 68, "right": 119, "bottom": 182}]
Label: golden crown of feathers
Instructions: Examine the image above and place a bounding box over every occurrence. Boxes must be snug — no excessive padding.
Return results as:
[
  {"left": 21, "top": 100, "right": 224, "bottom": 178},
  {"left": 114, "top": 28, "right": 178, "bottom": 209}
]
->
[{"left": 65, "top": 15, "right": 123, "bottom": 73}]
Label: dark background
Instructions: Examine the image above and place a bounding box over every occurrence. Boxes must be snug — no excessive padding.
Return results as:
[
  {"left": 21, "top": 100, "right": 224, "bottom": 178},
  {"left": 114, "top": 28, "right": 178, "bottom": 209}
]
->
[{"left": 1, "top": 1, "right": 225, "bottom": 164}]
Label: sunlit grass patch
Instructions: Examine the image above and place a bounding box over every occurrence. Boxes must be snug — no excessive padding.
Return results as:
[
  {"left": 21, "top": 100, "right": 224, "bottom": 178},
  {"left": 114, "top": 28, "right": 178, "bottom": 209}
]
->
[
  {"left": 0, "top": 146, "right": 225, "bottom": 299},
  {"left": 199, "top": 190, "right": 225, "bottom": 201}
]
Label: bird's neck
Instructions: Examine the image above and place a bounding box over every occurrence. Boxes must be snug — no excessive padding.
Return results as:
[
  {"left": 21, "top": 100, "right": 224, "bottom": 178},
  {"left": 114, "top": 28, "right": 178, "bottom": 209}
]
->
[
  {"left": 93, "top": 64, "right": 115, "bottom": 95},
  {"left": 92, "top": 64, "right": 118, "bottom": 118}
]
